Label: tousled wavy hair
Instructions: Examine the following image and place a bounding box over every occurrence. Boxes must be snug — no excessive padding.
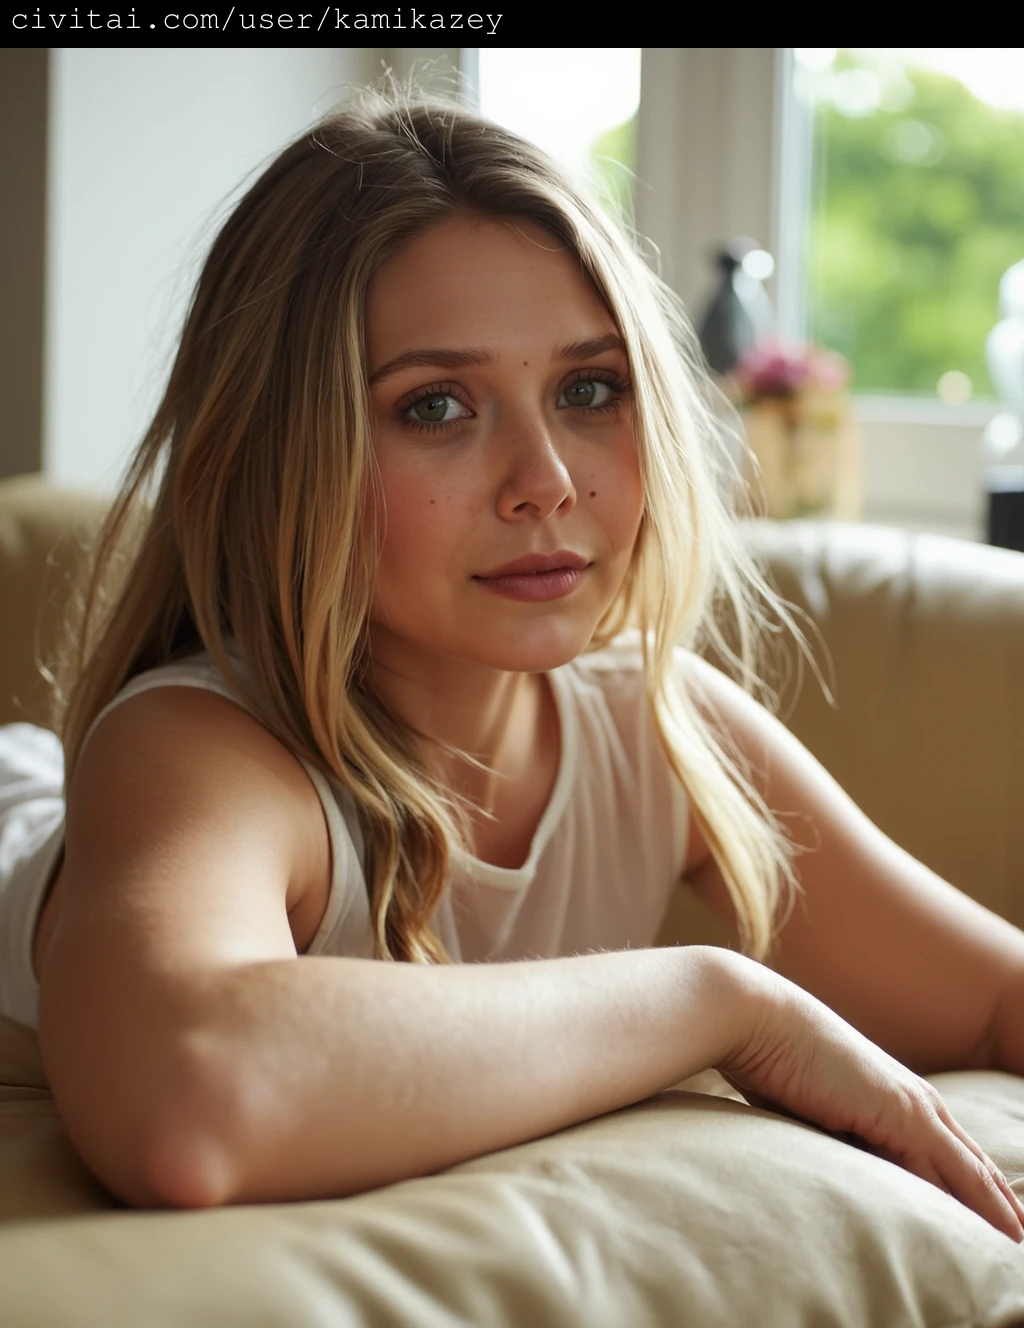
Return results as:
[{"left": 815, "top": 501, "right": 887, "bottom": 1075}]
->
[{"left": 49, "top": 87, "right": 805, "bottom": 964}]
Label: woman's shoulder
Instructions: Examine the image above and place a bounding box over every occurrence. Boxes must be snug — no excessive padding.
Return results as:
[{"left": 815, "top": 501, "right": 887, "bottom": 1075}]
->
[
  {"left": 78, "top": 637, "right": 248, "bottom": 756},
  {"left": 65, "top": 649, "right": 367, "bottom": 960},
  {"left": 82, "top": 639, "right": 328, "bottom": 860},
  {"left": 73, "top": 637, "right": 327, "bottom": 896},
  {"left": 48, "top": 653, "right": 335, "bottom": 967},
  {"left": 71, "top": 681, "right": 328, "bottom": 889},
  {"left": 116, "top": 636, "right": 243, "bottom": 700}
]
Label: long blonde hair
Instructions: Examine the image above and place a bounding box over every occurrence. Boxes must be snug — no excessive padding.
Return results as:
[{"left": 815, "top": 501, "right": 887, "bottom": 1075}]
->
[{"left": 48, "top": 88, "right": 803, "bottom": 964}]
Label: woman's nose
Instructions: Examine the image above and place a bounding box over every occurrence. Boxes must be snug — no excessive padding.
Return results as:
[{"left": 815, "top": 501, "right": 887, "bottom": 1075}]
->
[{"left": 494, "top": 416, "right": 577, "bottom": 522}]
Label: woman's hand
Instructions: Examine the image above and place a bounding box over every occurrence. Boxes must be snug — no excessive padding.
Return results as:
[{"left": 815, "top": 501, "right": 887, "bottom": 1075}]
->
[{"left": 715, "top": 955, "right": 1024, "bottom": 1243}]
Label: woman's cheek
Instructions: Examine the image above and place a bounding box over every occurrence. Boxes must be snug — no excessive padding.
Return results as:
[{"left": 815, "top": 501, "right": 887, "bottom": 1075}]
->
[
  {"left": 584, "top": 442, "right": 645, "bottom": 541},
  {"left": 373, "top": 462, "right": 464, "bottom": 580}
]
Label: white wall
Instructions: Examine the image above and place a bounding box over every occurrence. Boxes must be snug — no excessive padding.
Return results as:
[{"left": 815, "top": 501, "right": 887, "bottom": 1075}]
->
[{"left": 44, "top": 48, "right": 380, "bottom": 491}]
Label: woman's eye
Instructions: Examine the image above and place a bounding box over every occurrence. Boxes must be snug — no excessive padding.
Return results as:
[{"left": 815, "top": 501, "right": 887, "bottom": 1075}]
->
[
  {"left": 559, "top": 378, "right": 614, "bottom": 409},
  {"left": 404, "top": 393, "right": 470, "bottom": 426}
]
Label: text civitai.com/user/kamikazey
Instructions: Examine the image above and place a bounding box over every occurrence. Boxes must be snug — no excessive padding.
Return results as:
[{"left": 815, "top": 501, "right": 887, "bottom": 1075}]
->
[{"left": 10, "top": 6, "right": 504, "bottom": 31}]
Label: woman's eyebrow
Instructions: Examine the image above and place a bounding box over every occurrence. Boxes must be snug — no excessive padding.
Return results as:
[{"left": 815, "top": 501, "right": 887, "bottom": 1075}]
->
[
  {"left": 368, "top": 334, "right": 628, "bottom": 387},
  {"left": 369, "top": 348, "right": 495, "bottom": 386},
  {"left": 555, "top": 334, "right": 628, "bottom": 362}
]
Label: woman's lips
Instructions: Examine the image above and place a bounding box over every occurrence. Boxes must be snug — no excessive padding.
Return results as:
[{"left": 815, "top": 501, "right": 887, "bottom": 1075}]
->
[
  {"left": 476, "top": 550, "right": 590, "bottom": 578},
  {"left": 472, "top": 566, "right": 588, "bottom": 602}
]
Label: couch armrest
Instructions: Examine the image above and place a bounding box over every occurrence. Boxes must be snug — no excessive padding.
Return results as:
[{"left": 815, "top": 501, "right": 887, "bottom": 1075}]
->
[{"left": 0, "top": 474, "right": 109, "bottom": 729}]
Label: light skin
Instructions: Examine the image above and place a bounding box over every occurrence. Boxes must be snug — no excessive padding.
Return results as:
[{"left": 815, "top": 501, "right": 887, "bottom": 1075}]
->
[{"left": 363, "top": 212, "right": 644, "bottom": 859}]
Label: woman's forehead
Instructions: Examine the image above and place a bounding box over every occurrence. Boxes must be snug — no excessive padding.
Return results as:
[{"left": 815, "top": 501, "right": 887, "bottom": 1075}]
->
[{"left": 365, "top": 214, "right": 620, "bottom": 370}]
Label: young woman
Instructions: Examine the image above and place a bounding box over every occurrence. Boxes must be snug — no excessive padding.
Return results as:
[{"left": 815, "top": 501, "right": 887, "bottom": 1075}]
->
[{"left": 2, "top": 90, "right": 1024, "bottom": 1237}]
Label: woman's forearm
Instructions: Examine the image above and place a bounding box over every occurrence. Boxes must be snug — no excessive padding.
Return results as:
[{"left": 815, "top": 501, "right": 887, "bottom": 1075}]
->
[{"left": 149, "top": 944, "right": 747, "bottom": 1208}]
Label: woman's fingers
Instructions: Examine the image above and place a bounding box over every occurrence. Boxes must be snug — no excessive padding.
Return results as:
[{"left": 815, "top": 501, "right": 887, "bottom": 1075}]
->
[
  {"left": 715, "top": 971, "right": 1024, "bottom": 1242},
  {"left": 929, "top": 1101, "right": 1024, "bottom": 1234},
  {"left": 860, "top": 1079, "right": 1024, "bottom": 1242},
  {"left": 937, "top": 1138, "right": 1023, "bottom": 1243},
  {"left": 739, "top": 1072, "right": 1024, "bottom": 1243},
  {"left": 885, "top": 1116, "right": 1024, "bottom": 1243}
]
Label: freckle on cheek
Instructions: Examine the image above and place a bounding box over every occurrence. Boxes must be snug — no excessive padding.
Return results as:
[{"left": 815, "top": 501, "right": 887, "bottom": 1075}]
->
[{"left": 589, "top": 491, "right": 597, "bottom": 498}]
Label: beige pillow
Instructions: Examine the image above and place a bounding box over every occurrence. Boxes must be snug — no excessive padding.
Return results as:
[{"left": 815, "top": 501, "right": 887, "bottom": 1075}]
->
[{"left": 2, "top": 1014, "right": 1024, "bottom": 1325}]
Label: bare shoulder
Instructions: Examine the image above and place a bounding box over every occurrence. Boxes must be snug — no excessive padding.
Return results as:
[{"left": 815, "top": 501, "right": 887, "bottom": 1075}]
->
[
  {"left": 70, "top": 682, "right": 323, "bottom": 829},
  {"left": 673, "top": 650, "right": 763, "bottom": 719},
  {"left": 70, "top": 685, "right": 329, "bottom": 893},
  {"left": 35, "top": 684, "right": 331, "bottom": 981}
]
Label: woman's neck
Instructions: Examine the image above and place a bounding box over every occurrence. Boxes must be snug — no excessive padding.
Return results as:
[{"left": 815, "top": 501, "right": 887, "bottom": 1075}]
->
[{"left": 365, "top": 643, "right": 548, "bottom": 816}]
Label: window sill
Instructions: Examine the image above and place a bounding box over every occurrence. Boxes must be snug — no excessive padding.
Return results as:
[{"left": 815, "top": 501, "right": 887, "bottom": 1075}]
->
[{"left": 854, "top": 395, "right": 1001, "bottom": 429}]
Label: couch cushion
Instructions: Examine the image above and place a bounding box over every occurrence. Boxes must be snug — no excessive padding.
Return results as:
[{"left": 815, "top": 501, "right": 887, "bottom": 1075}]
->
[
  {"left": 0, "top": 474, "right": 108, "bottom": 729},
  {"left": 659, "top": 520, "right": 1024, "bottom": 955},
  {"left": 744, "top": 519, "right": 1024, "bottom": 928},
  {"left": 2, "top": 1016, "right": 1023, "bottom": 1326}
]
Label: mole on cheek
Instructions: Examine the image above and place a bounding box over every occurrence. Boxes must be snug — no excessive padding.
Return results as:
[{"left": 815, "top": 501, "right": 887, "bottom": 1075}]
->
[{"left": 589, "top": 490, "right": 597, "bottom": 498}]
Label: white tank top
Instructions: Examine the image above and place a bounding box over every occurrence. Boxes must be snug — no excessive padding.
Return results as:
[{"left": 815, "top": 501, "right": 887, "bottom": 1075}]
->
[{"left": 0, "top": 635, "right": 690, "bottom": 1029}]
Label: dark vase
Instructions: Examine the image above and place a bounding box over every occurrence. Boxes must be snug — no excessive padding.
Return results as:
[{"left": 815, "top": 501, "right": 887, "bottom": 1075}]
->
[{"left": 696, "top": 238, "right": 775, "bottom": 376}]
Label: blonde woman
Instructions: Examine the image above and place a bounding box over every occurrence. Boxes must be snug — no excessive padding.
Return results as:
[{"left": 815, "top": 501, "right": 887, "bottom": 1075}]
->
[{"left": 1, "top": 91, "right": 1024, "bottom": 1236}]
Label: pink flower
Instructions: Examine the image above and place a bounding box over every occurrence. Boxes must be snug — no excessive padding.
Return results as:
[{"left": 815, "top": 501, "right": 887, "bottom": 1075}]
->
[
  {"left": 808, "top": 349, "right": 850, "bottom": 393},
  {"left": 735, "top": 338, "right": 849, "bottom": 403}
]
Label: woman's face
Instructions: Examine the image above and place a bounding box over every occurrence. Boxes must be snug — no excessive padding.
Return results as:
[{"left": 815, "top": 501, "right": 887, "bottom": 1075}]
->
[{"left": 364, "top": 212, "right": 645, "bottom": 680}]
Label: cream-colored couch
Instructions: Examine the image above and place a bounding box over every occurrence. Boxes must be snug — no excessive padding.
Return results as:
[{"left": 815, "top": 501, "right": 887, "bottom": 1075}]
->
[{"left": 3, "top": 472, "right": 1024, "bottom": 1326}]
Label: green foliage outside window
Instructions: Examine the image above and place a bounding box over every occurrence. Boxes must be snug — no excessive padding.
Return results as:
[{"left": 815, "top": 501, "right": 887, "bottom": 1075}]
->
[{"left": 810, "top": 52, "right": 1024, "bottom": 399}]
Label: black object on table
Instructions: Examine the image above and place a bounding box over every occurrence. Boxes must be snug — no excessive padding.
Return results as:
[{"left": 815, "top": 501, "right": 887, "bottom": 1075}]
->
[
  {"left": 696, "top": 239, "right": 773, "bottom": 377},
  {"left": 985, "top": 465, "right": 1024, "bottom": 553}
]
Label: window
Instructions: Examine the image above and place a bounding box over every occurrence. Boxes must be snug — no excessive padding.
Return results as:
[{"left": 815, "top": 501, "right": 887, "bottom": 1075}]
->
[
  {"left": 794, "top": 48, "right": 1024, "bottom": 407},
  {"left": 473, "top": 48, "right": 641, "bottom": 220}
]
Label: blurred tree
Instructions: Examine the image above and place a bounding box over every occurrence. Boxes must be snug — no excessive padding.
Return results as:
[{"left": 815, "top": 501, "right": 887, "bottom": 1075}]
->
[{"left": 811, "top": 52, "right": 1024, "bottom": 398}]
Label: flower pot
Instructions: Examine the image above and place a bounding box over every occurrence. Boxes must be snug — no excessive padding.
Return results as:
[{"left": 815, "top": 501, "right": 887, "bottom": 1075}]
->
[{"left": 741, "top": 401, "right": 862, "bottom": 521}]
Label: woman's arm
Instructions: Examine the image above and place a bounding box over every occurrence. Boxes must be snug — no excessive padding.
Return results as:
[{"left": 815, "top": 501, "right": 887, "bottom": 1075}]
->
[
  {"left": 679, "top": 653, "right": 1024, "bottom": 1077},
  {"left": 38, "top": 684, "right": 745, "bottom": 1209},
  {"left": 145, "top": 945, "right": 745, "bottom": 1208},
  {"left": 40, "top": 676, "right": 1024, "bottom": 1241}
]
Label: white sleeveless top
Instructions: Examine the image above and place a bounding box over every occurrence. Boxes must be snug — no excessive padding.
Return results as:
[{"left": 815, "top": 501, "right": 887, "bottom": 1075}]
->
[{"left": 0, "top": 635, "right": 691, "bottom": 1029}]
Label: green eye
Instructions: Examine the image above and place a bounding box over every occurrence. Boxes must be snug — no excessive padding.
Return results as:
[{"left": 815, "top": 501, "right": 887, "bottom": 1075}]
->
[
  {"left": 566, "top": 381, "right": 596, "bottom": 406},
  {"left": 560, "top": 379, "right": 613, "bottom": 409},
  {"left": 413, "top": 394, "right": 454, "bottom": 423},
  {"left": 402, "top": 390, "right": 472, "bottom": 430}
]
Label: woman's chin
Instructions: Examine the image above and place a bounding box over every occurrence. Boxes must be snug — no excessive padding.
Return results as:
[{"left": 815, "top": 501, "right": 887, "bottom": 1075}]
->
[
  {"left": 473, "top": 622, "right": 598, "bottom": 675},
  {"left": 368, "top": 613, "right": 604, "bottom": 678}
]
